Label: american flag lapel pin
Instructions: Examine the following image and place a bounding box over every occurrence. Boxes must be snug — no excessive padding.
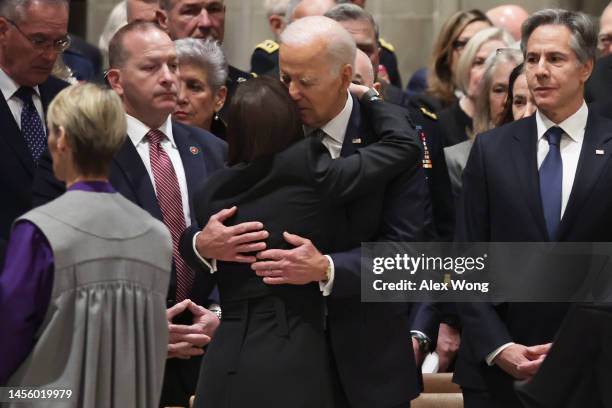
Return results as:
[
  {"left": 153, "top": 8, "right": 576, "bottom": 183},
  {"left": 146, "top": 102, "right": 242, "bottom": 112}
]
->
[
  {"left": 190, "top": 146, "right": 200, "bottom": 155},
  {"left": 596, "top": 149, "right": 605, "bottom": 155},
  {"left": 352, "top": 138, "right": 362, "bottom": 144}
]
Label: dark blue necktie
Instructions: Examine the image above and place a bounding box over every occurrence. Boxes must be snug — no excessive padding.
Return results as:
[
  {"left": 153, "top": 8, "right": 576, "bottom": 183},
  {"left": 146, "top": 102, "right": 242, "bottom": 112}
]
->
[
  {"left": 14, "top": 86, "right": 46, "bottom": 163},
  {"left": 539, "top": 126, "right": 564, "bottom": 240}
]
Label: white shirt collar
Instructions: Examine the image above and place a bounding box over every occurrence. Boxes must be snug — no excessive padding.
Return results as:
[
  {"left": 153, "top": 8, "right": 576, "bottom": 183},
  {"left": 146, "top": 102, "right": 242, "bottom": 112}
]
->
[
  {"left": 126, "top": 114, "right": 175, "bottom": 148},
  {"left": 0, "top": 67, "right": 41, "bottom": 102},
  {"left": 536, "top": 101, "right": 588, "bottom": 143},
  {"left": 319, "top": 91, "right": 353, "bottom": 145}
]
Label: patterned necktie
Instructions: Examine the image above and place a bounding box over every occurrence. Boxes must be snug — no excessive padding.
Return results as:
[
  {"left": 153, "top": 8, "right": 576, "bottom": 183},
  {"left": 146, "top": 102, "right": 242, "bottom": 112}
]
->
[
  {"left": 146, "top": 129, "right": 194, "bottom": 301},
  {"left": 539, "top": 126, "right": 564, "bottom": 240},
  {"left": 14, "top": 86, "right": 46, "bottom": 163}
]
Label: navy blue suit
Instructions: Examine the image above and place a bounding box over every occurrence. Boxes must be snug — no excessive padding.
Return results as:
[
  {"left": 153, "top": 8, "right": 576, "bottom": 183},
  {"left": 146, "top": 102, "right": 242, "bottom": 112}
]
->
[
  {"left": 31, "top": 120, "right": 226, "bottom": 407},
  {"left": 454, "top": 112, "right": 612, "bottom": 405},
  {"left": 325, "top": 96, "right": 426, "bottom": 408},
  {"left": 0, "top": 75, "right": 68, "bottom": 262}
]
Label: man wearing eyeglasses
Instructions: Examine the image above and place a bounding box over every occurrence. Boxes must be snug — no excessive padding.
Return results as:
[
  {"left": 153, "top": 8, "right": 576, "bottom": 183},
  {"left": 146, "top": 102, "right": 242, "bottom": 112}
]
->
[{"left": 0, "top": 0, "right": 69, "bottom": 261}]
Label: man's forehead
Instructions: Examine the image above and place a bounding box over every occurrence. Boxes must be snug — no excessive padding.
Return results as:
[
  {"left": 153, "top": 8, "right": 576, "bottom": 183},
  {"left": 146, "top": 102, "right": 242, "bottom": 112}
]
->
[
  {"left": 527, "top": 24, "right": 572, "bottom": 48},
  {"left": 126, "top": 32, "right": 175, "bottom": 58},
  {"left": 174, "top": 0, "right": 224, "bottom": 6}
]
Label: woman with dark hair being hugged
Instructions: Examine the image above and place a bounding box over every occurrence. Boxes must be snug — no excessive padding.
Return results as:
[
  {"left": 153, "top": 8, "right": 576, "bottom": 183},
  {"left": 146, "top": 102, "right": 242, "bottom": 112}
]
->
[{"left": 191, "top": 76, "right": 421, "bottom": 408}]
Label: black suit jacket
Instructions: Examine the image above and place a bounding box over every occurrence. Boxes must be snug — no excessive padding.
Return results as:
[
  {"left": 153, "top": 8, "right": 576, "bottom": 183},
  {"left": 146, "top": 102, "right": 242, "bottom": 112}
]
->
[
  {"left": 0, "top": 75, "right": 68, "bottom": 261},
  {"left": 31, "top": 121, "right": 226, "bottom": 407},
  {"left": 324, "top": 96, "right": 427, "bottom": 408},
  {"left": 454, "top": 112, "right": 612, "bottom": 402},
  {"left": 585, "top": 54, "right": 612, "bottom": 104},
  {"left": 515, "top": 303, "right": 612, "bottom": 408}
]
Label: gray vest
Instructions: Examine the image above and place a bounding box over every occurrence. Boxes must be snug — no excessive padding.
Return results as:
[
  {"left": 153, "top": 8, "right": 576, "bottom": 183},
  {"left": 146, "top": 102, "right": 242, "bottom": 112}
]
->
[{"left": 6, "top": 191, "right": 172, "bottom": 408}]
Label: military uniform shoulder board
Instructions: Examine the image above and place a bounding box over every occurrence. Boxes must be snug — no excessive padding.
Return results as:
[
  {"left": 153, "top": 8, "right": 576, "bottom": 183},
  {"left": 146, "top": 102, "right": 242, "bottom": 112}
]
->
[
  {"left": 420, "top": 107, "right": 438, "bottom": 121},
  {"left": 255, "top": 39, "right": 280, "bottom": 54},
  {"left": 379, "top": 37, "right": 395, "bottom": 53}
]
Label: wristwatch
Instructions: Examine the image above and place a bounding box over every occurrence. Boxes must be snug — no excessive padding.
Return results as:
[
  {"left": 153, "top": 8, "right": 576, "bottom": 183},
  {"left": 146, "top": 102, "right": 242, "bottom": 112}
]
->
[
  {"left": 208, "top": 304, "right": 222, "bottom": 320},
  {"left": 411, "top": 330, "right": 432, "bottom": 354}
]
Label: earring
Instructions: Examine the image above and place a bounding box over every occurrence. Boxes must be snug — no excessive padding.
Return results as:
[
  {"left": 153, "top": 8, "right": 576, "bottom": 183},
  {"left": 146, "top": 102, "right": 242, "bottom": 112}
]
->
[{"left": 214, "top": 112, "right": 219, "bottom": 121}]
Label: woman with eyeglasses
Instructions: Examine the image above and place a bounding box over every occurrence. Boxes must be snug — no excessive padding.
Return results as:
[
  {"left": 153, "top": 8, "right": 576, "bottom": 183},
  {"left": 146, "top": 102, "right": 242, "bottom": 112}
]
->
[{"left": 426, "top": 9, "right": 492, "bottom": 110}]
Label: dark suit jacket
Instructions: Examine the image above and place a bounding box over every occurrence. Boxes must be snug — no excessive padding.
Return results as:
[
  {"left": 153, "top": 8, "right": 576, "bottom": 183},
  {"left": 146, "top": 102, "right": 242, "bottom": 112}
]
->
[
  {"left": 515, "top": 303, "right": 612, "bottom": 408},
  {"left": 325, "top": 96, "right": 428, "bottom": 408},
  {"left": 454, "top": 113, "right": 612, "bottom": 402},
  {"left": 438, "top": 101, "right": 473, "bottom": 148},
  {"left": 31, "top": 120, "right": 227, "bottom": 407},
  {"left": 585, "top": 54, "right": 612, "bottom": 104},
  {"left": 0, "top": 75, "right": 68, "bottom": 262},
  {"left": 190, "top": 98, "right": 421, "bottom": 408}
]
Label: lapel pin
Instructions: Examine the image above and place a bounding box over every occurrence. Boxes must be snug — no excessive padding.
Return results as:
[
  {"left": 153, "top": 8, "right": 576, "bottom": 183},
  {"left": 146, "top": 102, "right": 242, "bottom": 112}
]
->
[
  {"left": 596, "top": 149, "right": 605, "bottom": 155},
  {"left": 190, "top": 146, "right": 200, "bottom": 155},
  {"left": 352, "top": 138, "right": 362, "bottom": 144}
]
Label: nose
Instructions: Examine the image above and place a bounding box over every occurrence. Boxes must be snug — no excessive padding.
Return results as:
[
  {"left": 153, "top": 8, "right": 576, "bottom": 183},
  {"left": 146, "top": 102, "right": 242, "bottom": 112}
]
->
[
  {"left": 177, "top": 85, "right": 188, "bottom": 106},
  {"left": 159, "top": 64, "right": 176, "bottom": 86},
  {"left": 286, "top": 81, "right": 301, "bottom": 102},
  {"left": 534, "top": 57, "right": 549, "bottom": 78},
  {"left": 196, "top": 8, "right": 212, "bottom": 29}
]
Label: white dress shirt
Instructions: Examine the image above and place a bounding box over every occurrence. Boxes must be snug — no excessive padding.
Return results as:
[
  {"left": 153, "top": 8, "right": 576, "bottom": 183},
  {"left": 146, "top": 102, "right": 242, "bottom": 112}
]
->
[
  {"left": 126, "top": 114, "right": 191, "bottom": 227},
  {"left": 486, "top": 101, "right": 588, "bottom": 366},
  {"left": 0, "top": 68, "right": 45, "bottom": 133}
]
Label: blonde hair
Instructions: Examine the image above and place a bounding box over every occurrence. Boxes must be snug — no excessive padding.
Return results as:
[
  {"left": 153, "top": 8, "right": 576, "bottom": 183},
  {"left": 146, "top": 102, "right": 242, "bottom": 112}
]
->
[
  {"left": 47, "top": 83, "right": 127, "bottom": 176},
  {"left": 455, "top": 27, "right": 514, "bottom": 95}
]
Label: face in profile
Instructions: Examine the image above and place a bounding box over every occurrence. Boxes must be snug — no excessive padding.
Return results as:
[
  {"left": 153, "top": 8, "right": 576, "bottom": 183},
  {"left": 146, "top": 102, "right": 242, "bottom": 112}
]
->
[
  {"left": 161, "top": 0, "right": 225, "bottom": 42},
  {"left": 525, "top": 24, "right": 592, "bottom": 121},
  {"left": 279, "top": 38, "right": 352, "bottom": 129},
  {"left": 0, "top": 1, "right": 68, "bottom": 87},
  {"left": 174, "top": 63, "right": 226, "bottom": 130},
  {"left": 511, "top": 72, "right": 536, "bottom": 120}
]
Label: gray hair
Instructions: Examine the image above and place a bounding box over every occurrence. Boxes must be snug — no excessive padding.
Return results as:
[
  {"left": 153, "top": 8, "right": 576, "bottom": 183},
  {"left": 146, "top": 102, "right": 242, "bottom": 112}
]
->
[
  {"left": 175, "top": 38, "right": 228, "bottom": 91},
  {"left": 0, "top": 0, "right": 68, "bottom": 22},
  {"left": 324, "top": 3, "right": 378, "bottom": 40},
  {"left": 455, "top": 27, "right": 514, "bottom": 94},
  {"left": 264, "top": 0, "right": 289, "bottom": 17},
  {"left": 521, "top": 9, "right": 597, "bottom": 65},
  {"left": 281, "top": 15, "right": 356, "bottom": 74},
  {"left": 473, "top": 48, "right": 523, "bottom": 135}
]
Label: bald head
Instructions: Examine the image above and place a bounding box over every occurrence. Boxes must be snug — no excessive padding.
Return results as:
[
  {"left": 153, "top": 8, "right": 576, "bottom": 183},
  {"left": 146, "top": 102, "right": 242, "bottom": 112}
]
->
[
  {"left": 599, "top": 3, "right": 612, "bottom": 55},
  {"left": 352, "top": 48, "right": 374, "bottom": 87},
  {"left": 486, "top": 4, "right": 529, "bottom": 40},
  {"left": 290, "top": 0, "right": 335, "bottom": 21}
]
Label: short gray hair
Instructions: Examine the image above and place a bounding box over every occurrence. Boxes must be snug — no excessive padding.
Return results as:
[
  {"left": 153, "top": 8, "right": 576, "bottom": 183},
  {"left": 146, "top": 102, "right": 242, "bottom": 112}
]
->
[
  {"left": 324, "top": 3, "right": 378, "bottom": 40},
  {"left": 264, "top": 0, "right": 289, "bottom": 17},
  {"left": 521, "top": 9, "right": 597, "bottom": 65},
  {"left": 0, "top": 0, "right": 68, "bottom": 22},
  {"left": 455, "top": 27, "right": 514, "bottom": 94},
  {"left": 174, "top": 38, "right": 228, "bottom": 91},
  {"left": 281, "top": 15, "right": 356, "bottom": 74}
]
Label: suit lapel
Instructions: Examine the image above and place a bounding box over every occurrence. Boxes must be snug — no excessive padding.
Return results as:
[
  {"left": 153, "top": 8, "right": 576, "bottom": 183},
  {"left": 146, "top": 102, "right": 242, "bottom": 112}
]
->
[
  {"left": 112, "top": 138, "right": 164, "bottom": 221},
  {"left": 0, "top": 91, "right": 35, "bottom": 176},
  {"left": 173, "top": 122, "right": 207, "bottom": 225},
  {"left": 341, "top": 95, "right": 370, "bottom": 157},
  {"left": 511, "top": 117, "right": 549, "bottom": 239},
  {"left": 558, "top": 113, "right": 612, "bottom": 239}
]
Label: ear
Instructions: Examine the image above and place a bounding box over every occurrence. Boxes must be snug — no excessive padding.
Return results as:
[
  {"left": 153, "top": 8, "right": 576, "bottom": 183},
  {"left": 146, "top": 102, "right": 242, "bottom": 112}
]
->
[
  {"left": 105, "top": 69, "right": 123, "bottom": 96},
  {"left": 580, "top": 58, "right": 594, "bottom": 84},
  {"left": 340, "top": 63, "right": 354, "bottom": 91},
  {"left": 214, "top": 85, "right": 227, "bottom": 112},
  {"left": 0, "top": 17, "right": 9, "bottom": 40},
  {"left": 156, "top": 9, "right": 169, "bottom": 33},
  {"left": 56, "top": 126, "right": 69, "bottom": 153},
  {"left": 268, "top": 15, "right": 284, "bottom": 37}
]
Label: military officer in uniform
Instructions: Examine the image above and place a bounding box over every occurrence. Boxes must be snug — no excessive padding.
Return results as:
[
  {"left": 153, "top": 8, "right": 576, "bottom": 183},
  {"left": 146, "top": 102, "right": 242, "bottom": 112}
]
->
[{"left": 250, "top": 0, "right": 288, "bottom": 76}]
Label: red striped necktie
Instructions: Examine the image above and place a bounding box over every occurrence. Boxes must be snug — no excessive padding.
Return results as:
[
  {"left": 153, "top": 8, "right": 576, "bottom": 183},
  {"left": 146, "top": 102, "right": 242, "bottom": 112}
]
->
[{"left": 146, "top": 129, "right": 194, "bottom": 301}]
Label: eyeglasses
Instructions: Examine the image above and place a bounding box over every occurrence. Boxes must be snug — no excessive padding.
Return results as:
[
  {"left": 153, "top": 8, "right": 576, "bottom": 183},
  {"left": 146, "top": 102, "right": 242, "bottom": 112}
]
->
[{"left": 5, "top": 18, "right": 70, "bottom": 53}]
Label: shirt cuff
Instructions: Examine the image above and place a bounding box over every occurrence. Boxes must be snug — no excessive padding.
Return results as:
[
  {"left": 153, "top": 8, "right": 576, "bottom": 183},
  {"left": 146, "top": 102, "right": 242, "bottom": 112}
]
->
[
  {"left": 319, "top": 255, "right": 335, "bottom": 296},
  {"left": 192, "top": 231, "right": 217, "bottom": 273},
  {"left": 486, "top": 342, "right": 515, "bottom": 366}
]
